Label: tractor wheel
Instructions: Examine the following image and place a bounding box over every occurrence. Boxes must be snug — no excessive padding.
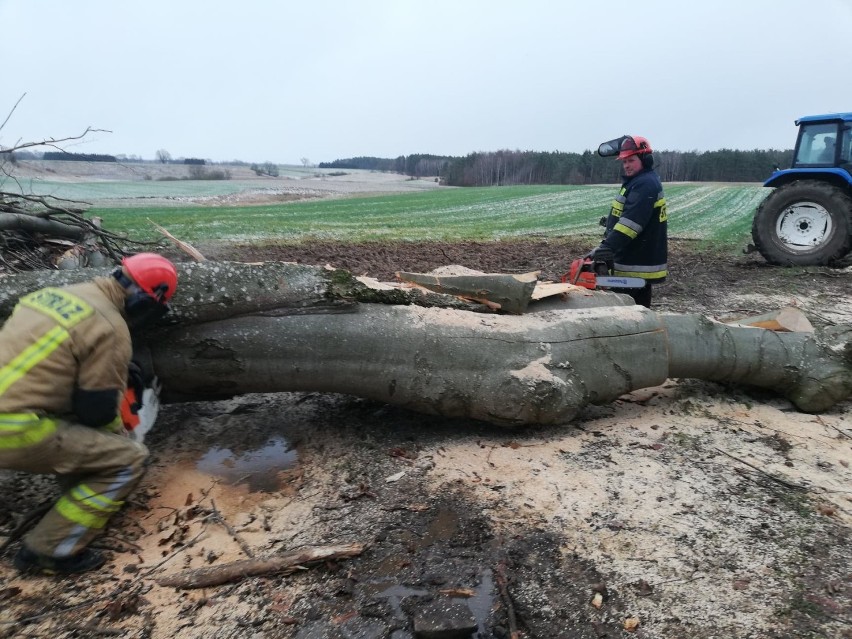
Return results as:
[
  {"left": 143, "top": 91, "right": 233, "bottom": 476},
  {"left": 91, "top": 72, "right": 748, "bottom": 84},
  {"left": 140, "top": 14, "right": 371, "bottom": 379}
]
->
[{"left": 752, "top": 181, "right": 852, "bottom": 265}]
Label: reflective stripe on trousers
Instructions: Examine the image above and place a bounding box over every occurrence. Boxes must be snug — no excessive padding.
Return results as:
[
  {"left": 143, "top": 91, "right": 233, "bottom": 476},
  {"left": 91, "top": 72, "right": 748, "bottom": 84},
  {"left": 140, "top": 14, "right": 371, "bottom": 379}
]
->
[
  {"left": 0, "top": 419, "right": 148, "bottom": 558},
  {"left": 53, "top": 466, "right": 137, "bottom": 556}
]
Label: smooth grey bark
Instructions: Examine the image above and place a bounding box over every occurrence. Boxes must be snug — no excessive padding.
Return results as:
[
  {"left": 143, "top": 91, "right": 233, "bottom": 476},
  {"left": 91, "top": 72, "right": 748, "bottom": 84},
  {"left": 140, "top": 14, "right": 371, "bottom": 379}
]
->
[
  {"left": 0, "top": 262, "right": 493, "bottom": 324},
  {"left": 0, "top": 212, "right": 88, "bottom": 238},
  {"left": 662, "top": 315, "right": 852, "bottom": 413},
  {"left": 150, "top": 304, "right": 670, "bottom": 424},
  {"left": 2, "top": 261, "right": 850, "bottom": 425},
  {"left": 148, "top": 303, "right": 851, "bottom": 425},
  {"left": 0, "top": 262, "right": 361, "bottom": 323}
]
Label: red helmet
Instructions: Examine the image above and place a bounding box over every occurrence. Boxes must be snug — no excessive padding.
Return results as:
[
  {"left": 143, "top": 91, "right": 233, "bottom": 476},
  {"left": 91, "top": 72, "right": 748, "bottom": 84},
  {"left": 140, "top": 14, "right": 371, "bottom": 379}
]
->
[
  {"left": 122, "top": 253, "right": 178, "bottom": 303},
  {"left": 618, "top": 136, "right": 652, "bottom": 160}
]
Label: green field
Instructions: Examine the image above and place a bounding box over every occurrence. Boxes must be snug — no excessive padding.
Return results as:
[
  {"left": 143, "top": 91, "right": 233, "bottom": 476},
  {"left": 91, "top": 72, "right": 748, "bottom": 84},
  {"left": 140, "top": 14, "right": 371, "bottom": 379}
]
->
[{"left": 83, "top": 183, "right": 766, "bottom": 246}]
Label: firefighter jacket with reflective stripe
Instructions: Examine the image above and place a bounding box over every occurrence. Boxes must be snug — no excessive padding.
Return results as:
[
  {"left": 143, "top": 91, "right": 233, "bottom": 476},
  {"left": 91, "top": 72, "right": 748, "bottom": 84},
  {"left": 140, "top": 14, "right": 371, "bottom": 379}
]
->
[
  {"left": 0, "top": 277, "right": 131, "bottom": 418},
  {"left": 600, "top": 168, "right": 668, "bottom": 283}
]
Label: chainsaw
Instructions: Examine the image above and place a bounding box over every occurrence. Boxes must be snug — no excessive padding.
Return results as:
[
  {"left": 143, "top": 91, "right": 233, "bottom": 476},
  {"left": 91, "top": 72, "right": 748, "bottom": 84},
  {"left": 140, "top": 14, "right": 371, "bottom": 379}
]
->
[
  {"left": 120, "top": 358, "right": 161, "bottom": 443},
  {"left": 562, "top": 256, "right": 646, "bottom": 290}
]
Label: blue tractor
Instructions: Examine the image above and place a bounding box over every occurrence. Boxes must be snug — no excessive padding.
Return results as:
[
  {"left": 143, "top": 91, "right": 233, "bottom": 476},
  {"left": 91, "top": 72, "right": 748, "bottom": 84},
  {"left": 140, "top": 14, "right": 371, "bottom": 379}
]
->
[{"left": 752, "top": 112, "right": 852, "bottom": 265}]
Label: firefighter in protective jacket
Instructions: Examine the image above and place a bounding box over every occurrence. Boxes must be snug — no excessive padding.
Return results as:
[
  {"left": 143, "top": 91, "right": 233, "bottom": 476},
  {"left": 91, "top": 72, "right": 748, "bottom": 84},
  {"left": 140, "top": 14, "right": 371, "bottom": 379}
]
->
[
  {"left": 0, "top": 253, "right": 177, "bottom": 575},
  {"left": 587, "top": 135, "right": 668, "bottom": 308}
]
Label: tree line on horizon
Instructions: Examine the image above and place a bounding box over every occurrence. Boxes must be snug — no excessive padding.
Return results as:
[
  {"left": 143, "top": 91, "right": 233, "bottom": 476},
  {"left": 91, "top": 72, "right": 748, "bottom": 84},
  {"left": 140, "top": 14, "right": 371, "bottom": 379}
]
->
[
  {"left": 37, "top": 151, "right": 210, "bottom": 165},
  {"left": 319, "top": 148, "right": 795, "bottom": 185},
  {"left": 5, "top": 147, "right": 795, "bottom": 185}
]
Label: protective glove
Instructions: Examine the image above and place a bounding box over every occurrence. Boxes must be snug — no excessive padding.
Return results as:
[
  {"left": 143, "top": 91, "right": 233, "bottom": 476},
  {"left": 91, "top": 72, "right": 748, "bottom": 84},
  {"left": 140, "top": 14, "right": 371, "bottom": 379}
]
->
[
  {"left": 121, "top": 360, "right": 161, "bottom": 443},
  {"left": 585, "top": 245, "right": 615, "bottom": 275},
  {"left": 586, "top": 245, "right": 614, "bottom": 262},
  {"left": 127, "top": 361, "right": 146, "bottom": 412}
]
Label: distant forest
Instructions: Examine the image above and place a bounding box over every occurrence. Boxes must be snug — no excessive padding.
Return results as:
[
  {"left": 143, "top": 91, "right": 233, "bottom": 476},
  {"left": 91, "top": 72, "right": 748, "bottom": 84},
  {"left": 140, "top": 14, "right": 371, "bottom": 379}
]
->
[
  {"left": 42, "top": 151, "right": 118, "bottom": 163},
  {"left": 36, "top": 151, "right": 208, "bottom": 165},
  {"left": 7, "top": 148, "right": 795, "bottom": 186},
  {"left": 320, "top": 148, "right": 794, "bottom": 186}
]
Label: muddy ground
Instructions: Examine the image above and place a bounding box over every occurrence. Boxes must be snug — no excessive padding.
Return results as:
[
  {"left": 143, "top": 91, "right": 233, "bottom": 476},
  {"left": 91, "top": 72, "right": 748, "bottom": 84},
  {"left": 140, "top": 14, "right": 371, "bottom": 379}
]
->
[{"left": 1, "top": 237, "right": 851, "bottom": 639}]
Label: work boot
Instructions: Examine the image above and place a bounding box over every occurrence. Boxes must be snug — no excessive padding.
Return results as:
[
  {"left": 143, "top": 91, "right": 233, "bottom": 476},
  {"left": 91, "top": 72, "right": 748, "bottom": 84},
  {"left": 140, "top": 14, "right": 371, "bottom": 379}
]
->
[{"left": 13, "top": 546, "right": 105, "bottom": 576}]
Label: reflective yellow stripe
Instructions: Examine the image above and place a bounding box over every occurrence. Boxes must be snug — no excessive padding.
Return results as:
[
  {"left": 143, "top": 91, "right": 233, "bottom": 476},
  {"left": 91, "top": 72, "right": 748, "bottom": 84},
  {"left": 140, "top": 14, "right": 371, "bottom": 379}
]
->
[
  {"left": 655, "top": 197, "right": 668, "bottom": 222},
  {"left": 55, "top": 496, "right": 110, "bottom": 529},
  {"left": 613, "top": 222, "right": 638, "bottom": 239},
  {"left": 0, "top": 412, "right": 42, "bottom": 428},
  {"left": 0, "top": 289, "right": 92, "bottom": 398},
  {"left": 0, "top": 325, "right": 69, "bottom": 396},
  {"left": 19, "top": 288, "right": 94, "bottom": 329},
  {"left": 614, "top": 268, "right": 668, "bottom": 280},
  {"left": 0, "top": 414, "right": 57, "bottom": 448},
  {"left": 610, "top": 188, "right": 626, "bottom": 217},
  {"left": 70, "top": 483, "right": 123, "bottom": 514},
  {"left": 100, "top": 416, "right": 124, "bottom": 435},
  {"left": 56, "top": 481, "right": 123, "bottom": 529}
]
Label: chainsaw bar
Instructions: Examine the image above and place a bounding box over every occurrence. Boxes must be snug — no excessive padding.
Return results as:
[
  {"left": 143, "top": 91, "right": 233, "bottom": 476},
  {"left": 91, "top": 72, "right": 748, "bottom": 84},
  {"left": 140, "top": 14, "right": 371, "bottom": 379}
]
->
[
  {"left": 564, "top": 257, "right": 647, "bottom": 290},
  {"left": 594, "top": 276, "right": 646, "bottom": 289}
]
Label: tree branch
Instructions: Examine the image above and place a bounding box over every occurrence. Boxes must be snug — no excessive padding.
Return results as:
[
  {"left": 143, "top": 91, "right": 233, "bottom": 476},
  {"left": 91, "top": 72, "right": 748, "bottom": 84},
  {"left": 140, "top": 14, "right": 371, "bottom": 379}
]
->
[
  {"left": 0, "top": 93, "right": 26, "bottom": 135},
  {"left": 155, "top": 543, "right": 365, "bottom": 589},
  {"left": 3, "top": 126, "right": 112, "bottom": 154}
]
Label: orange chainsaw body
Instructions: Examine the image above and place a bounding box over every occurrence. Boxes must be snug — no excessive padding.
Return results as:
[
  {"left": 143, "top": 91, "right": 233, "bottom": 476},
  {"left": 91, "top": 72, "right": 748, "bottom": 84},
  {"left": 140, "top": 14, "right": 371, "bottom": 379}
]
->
[
  {"left": 120, "top": 387, "right": 140, "bottom": 430},
  {"left": 563, "top": 257, "right": 598, "bottom": 289}
]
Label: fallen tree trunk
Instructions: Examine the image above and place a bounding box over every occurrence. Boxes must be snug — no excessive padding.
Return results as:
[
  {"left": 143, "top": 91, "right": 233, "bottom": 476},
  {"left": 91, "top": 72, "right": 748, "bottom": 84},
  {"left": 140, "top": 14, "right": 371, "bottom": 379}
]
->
[
  {"left": 663, "top": 315, "right": 851, "bottom": 413},
  {"left": 0, "top": 262, "right": 363, "bottom": 322},
  {"left": 150, "top": 303, "right": 668, "bottom": 423},
  {"left": 0, "top": 212, "right": 89, "bottom": 238},
  {"left": 149, "top": 304, "right": 851, "bottom": 424},
  {"left": 0, "top": 261, "right": 492, "bottom": 322},
  {"left": 2, "top": 262, "right": 850, "bottom": 425}
]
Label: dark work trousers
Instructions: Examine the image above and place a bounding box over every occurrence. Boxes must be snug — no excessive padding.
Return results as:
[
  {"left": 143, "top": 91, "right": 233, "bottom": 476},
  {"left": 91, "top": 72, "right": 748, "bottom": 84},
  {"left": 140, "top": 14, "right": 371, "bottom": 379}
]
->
[{"left": 612, "top": 283, "right": 653, "bottom": 308}]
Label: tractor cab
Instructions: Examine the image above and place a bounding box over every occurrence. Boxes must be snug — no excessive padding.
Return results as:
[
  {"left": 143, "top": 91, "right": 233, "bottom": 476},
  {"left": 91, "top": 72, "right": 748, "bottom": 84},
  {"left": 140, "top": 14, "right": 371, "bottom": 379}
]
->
[{"left": 791, "top": 114, "right": 852, "bottom": 170}]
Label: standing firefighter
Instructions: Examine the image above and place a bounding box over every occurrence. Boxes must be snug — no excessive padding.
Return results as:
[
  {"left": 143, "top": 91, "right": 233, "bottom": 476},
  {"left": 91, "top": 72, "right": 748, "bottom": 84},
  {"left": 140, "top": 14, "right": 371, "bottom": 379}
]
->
[
  {"left": 586, "top": 135, "right": 668, "bottom": 307},
  {"left": 0, "top": 253, "right": 177, "bottom": 575}
]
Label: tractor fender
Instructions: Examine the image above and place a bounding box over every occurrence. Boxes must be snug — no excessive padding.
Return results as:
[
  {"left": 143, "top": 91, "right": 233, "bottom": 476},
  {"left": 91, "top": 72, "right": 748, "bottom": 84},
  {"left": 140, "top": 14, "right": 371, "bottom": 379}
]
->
[{"left": 764, "top": 167, "right": 852, "bottom": 190}]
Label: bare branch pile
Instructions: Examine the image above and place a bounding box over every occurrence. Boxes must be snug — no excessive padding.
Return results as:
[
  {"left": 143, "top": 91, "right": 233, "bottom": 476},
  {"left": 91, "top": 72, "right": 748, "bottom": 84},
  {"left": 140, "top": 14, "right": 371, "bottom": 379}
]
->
[
  {"left": 0, "top": 188, "right": 129, "bottom": 272},
  {"left": 0, "top": 104, "right": 151, "bottom": 273}
]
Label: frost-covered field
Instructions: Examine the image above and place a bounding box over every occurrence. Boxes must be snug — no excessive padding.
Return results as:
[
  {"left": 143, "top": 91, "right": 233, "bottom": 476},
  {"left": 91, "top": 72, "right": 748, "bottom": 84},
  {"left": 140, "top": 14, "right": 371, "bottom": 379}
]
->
[
  {"left": 6, "top": 162, "right": 766, "bottom": 245},
  {"left": 664, "top": 183, "right": 767, "bottom": 243},
  {"left": 93, "top": 182, "right": 765, "bottom": 246},
  {"left": 5, "top": 164, "right": 442, "bottom": 205}
]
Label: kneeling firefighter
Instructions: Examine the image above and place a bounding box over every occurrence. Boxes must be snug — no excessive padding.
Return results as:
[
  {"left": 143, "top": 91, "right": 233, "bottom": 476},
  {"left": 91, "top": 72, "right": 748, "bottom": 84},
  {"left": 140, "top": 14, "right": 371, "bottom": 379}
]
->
[{"left": 0, "top": 253, "right": 178, "bottom": 575}]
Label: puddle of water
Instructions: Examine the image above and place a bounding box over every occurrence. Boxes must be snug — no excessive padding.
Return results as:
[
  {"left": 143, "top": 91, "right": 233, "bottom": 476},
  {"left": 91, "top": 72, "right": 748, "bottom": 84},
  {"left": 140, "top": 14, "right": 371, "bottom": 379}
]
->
[
  {"left": 375, "top": 570, "right": 494, "bottom": 638},
  {"left": 366, "top": 508, "right": 493, "bottom": 638},
  {"left": 378, "top": 584, "right": 431, "bottom": 620},
  {"left": 371, "top": 508, "right": 461, "bottom": 578},
  {"left": 196, "top": 437, "right": 297, "bottom": 492},
  {"left": 467, "top": 568, "right": 494, "bottom": 634}
]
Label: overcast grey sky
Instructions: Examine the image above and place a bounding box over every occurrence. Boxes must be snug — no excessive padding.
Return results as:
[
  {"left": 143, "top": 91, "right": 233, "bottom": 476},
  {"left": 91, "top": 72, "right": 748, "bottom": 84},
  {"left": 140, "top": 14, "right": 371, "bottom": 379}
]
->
[{"left": 2, "top": 0, "right": 850, "bottom": 165}]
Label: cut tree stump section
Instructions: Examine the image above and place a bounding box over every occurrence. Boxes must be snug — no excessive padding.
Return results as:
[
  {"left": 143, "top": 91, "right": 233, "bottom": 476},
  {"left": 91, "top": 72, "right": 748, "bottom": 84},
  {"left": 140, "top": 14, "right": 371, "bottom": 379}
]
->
[
  {"left": 396, "top": 269, "right": 540, "bottom": 314},
  {"left": 725, "top": 306, "right": 815, "bottom": 333}
]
